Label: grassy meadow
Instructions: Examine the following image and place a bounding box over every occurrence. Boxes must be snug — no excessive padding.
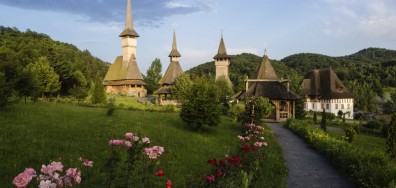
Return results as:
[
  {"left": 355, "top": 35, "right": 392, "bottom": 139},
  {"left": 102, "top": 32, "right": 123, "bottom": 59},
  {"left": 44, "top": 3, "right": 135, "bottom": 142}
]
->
[{"left": 0, "top": 101, "right": 287, "bottom": 187}]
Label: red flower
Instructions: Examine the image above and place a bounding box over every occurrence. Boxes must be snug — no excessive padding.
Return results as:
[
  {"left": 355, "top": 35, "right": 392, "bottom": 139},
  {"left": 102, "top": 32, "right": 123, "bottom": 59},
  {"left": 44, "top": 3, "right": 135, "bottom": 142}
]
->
[
  {"left": 166, "top": 180, "right": 173, "bottom": 188},
  {"left": 155, "top": 169, "right": 165, "bottom": 176},
  {"left": 218, "top": 160, "right": 226, "bottom": 167},
  {"left": 241, "top": 145, "right": 250, "bottom": 153},
  {"left": 227, "top": 155, "right": 242, "bottom": 167},
  {"left": 207, "top": 158, "right": 217, "bottom": 166},
  {"left": 216, "top": 170, "right": 224, "bottom": 177}
]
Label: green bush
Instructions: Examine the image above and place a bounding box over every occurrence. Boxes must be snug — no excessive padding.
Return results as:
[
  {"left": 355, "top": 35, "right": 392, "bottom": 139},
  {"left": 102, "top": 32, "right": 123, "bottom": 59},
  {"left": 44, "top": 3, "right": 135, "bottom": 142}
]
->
[
  {"left": 228, "top": 103, "right": 245, "bottom": 123},
  {"left": 285, "top": 119, "right": 396, "bottom": 187},
  {"left": 386, "top": 113, "right": 396, "bottom": 159},
  {"left": 344, "top": 125, "right": 356, "bottom": 143},
  {"left": 320, "top": 109, "right": 327, "bottom": 132}
]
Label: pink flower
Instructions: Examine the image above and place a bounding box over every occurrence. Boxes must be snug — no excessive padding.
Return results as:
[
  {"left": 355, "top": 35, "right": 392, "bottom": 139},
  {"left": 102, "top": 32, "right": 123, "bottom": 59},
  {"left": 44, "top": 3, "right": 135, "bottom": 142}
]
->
[
  {"left": 66, "top": 168, "right": 81, "bottom": 184},
  {"left": 244, "top": 136, "right": 250, "bottom": 141},
  {"left": 132, "top": 136, "right": 139, "bottom": 142},
  {"left": 144, "top": 146, "right": 165, "bottom": 159},
  {"left": 205, "top": 175, "right": 216, "bottom": 182},
  {"left": 125, "top": 132, "right": 133, "bottom": 139},
  {"left": 254, "top": 142, "right": 263, "bottom": 147},
  {"left": 38, "top": 180, "right": 56, "bottom": 188},
  {"left": 142, "top": 137, "right": 150, "bottom": 144},
  {"left": 41, "top": 162, "right": 63, "bottom": 176},
  {"left": 13, "top": 168, "right": 36, "bottom": 188},
  {"left": 124, "top": 141, "right": 132, "bottom": 148},
  {"left": 109, "top": 139, "right": 124, "bottom": 146},
  {"left": 83, "top": 159, "right": 93, "bottom": 167},
  {"left": 166, "top": 180, "right": 173, "bottom": 188},
  {"left": 237, "top": 135, "right": 244, "bottom": 141}
]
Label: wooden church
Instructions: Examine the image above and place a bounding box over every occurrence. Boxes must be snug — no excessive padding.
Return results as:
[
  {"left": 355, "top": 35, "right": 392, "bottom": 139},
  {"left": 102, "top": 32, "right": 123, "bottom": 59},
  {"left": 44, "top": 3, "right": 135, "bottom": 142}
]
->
[
  {"left": 154, "top": 30, "right": 184, "bottom": 105},
  {"left": 103, "top": 0, "right": 147, "bottom": 97},
  {"left": 235, "top": 52, "right": 300, "bottom": 122}
]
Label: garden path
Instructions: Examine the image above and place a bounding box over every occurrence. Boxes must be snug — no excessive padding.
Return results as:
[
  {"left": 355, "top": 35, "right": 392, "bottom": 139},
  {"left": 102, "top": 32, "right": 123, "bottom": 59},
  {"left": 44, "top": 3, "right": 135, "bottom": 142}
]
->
[{"left": 268, "top": 123, "right": 353, "bottom": 188}]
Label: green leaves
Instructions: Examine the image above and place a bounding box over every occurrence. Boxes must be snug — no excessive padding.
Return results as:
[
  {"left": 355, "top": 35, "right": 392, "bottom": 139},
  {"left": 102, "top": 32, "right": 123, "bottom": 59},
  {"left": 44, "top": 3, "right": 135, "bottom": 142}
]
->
[{"left": 27, "top": 57, "right": 61, "bottom": 97}]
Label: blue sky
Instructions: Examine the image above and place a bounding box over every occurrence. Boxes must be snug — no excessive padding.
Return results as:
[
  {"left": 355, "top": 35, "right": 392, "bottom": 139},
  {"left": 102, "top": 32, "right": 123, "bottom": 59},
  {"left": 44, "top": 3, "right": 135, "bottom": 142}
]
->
[{"left": 1, "top": 0, "right": 396, "bottom": 73}]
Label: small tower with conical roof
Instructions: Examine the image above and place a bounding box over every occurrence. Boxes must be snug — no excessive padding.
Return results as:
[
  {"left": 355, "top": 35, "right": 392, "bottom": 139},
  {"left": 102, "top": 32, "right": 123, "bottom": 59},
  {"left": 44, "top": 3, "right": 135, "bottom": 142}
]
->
[
  {"left": 154, "top": 30, "right": 184, "bottom": 104},
  {"left": 103, "top": 0, "right": 147, "bottom": 97},
  {"left": 214, "top": 35, "right": 232, "bottom": 87}
]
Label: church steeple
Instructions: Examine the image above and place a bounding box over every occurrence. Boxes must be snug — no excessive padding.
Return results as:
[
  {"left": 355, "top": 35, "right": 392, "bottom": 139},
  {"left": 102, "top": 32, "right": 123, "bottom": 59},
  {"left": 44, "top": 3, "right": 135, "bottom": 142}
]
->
[
  {"left": 214, "top": 35, "right": 232, "bottom": 88},
  {"left": 119, "top": 0, "right": 139, "bottom": 37},
  {"left": 169, "top": 30, "right": 181, "bottom": 60},
  {"left": 120, "top": 0, "right": 139, "bottom": 69},
  {"left": 213, "top": 35, "right": 229, "bottom": 60}
]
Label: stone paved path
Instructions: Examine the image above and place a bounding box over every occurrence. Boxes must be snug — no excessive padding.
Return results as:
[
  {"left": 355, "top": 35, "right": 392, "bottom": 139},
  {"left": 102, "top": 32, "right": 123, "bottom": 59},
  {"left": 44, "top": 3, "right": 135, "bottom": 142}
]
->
[{"left": 268, "top": 123, "right": 353, "bottom": 188}]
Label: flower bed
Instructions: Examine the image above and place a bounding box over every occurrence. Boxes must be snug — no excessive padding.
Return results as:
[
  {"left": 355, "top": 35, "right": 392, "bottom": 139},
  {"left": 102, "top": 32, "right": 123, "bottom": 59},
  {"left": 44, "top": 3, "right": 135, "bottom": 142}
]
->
[{"left": 285, "top": 119, "right": 396, "bottom": 187}]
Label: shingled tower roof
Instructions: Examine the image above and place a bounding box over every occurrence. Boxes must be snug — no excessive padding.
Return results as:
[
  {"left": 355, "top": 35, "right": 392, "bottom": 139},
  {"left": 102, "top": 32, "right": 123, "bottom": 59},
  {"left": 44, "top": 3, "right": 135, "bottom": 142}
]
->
[
  {"left": 213, "top": 36, "right": 229, "bottom": 59},
  {"left": 103, "top": 54, "right": 145, "bottom": 85},
  {"left": 119, "top": 0, "right": 139, "bottom": 37},
  {"left": 168, "top": 30, "right": 181, "bottom": 57},
  {"left": 300, "top": 67, "right": 353, "bottom": 99},
  {"left": 256, "top": 52, "right": 278, "bottom": 80}
]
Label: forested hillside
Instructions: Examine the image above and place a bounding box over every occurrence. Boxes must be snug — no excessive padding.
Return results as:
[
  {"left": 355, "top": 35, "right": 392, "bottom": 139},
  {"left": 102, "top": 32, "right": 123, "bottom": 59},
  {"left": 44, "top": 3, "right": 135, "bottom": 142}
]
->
[
  {"left": 187, "top": 48, "right": 396, "bottom": 113},
  {"left": 0, "top": 26, "right": 109, "bottom": 96}
]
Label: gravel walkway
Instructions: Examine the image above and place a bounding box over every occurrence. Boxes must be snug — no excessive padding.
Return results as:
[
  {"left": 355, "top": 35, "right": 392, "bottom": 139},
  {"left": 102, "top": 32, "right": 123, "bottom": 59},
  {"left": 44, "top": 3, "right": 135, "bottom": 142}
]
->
[{"left": 268, "top": 123, "right": 353, "bottom": 188}]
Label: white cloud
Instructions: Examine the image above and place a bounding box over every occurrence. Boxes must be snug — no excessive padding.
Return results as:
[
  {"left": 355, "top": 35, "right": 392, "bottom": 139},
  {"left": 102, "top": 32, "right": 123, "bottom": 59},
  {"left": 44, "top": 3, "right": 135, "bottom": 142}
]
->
[
  {"left": 320, "top": 0, "right": 396, "bottom": 40},
  {"left": 165, "top": 2, "right": 190, "bottom": 9}
]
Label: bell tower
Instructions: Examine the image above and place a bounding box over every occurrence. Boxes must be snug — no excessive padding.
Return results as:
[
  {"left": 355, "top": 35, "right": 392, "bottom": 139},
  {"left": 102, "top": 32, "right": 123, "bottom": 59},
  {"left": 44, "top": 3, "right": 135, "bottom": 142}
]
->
[
  {"left": 119, "top": 0, "right": 139, "bottom": 70},
  {"left": 214, "top": 35, "right": 232, "bottom": 88}
]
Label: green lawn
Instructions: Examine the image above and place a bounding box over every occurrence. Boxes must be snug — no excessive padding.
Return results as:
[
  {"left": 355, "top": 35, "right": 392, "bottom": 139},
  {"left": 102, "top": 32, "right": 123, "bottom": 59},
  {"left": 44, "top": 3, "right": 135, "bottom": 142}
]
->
[
  {"left": 0, "top": 102, "right": 287, "bottom": 187},
  {"left": 328, "top": 130, "right": 387, "bottom": 154},
  {"left": 0, "top": 102, "right": 241, "bottom": 187}
]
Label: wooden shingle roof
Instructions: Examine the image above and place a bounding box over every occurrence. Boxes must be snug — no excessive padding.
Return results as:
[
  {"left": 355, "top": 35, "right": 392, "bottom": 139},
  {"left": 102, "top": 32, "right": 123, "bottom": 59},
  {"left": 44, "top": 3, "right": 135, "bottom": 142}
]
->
[
  {"left": 103, "top": 54, "right": 145, "bottom": 85},
  {"left": 119, "top": 0, "right": 139, "bottom": 37},
  {"left": 301, "top": 68, "right": 353, "bottom": 99},
  {"left": 168, "top": 30, "right": 181, "bottom": 57},
  {"left": 158, "top": 61, "right": 183, "bottom": 85},
  {"left": 236, "top": 81, "right": 300, "bottom": 100},
  {"left": 213, "top": 36, "right": 230, "bottom": 59},
  {"left": 256, "top": 54, "right": 278, "bottom": 80}
]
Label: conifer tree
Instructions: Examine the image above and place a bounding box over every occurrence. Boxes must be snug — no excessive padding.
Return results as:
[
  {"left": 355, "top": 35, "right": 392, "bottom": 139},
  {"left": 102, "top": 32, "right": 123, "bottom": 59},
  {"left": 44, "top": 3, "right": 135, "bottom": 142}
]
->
[
  {"left": 91, "top": 74, "right": 107, "bottom": 104},
  {"left": 320, "top": 108, "right": 327, "bottom": 132},
  {"left": 313, "top": 111, "right": 318, "bottom": 124}
]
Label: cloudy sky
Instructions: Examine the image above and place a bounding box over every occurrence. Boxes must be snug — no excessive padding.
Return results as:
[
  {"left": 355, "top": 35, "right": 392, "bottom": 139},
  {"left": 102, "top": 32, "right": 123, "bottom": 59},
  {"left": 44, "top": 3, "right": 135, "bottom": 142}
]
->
[{"left": 1, "top": 0, "right": 396, "bottom": 73}]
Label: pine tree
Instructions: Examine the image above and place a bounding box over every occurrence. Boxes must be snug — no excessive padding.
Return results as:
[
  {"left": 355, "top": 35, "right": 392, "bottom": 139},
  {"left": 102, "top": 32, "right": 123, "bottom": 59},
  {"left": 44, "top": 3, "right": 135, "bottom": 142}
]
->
[
  {"left": 27, "top": 57, "right": 60, "bottom": 98},
  {"left": 91, "top": 74, "right": 107, "bottom": 104},
  {"left": 320, "top": 108, "right": 327, "bottom": 132}
]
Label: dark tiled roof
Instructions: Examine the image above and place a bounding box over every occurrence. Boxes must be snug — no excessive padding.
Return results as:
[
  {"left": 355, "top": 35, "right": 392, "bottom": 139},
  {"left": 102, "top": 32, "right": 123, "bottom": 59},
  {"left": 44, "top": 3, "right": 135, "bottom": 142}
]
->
[
  {"left": 168, "top": 31, "right": 181, "bottom": 57},
  {"left": 154, "top": 86, "right": 172, "bottom": 94},
  {"left": 236, "top": 81, "right": 300, "bottom": 100},
  {"left": 301, "top": 68, "right": 354, "bottom": 99},
  {"left": 256, "top": 54, "right": 278, "bottom": 80},
  {"left": 103, "top": 55, "right": 145, "bottom": 84},
  {"left": 119, "top": 0, "right": 139, "bottom": 37},
  {"left": 158, "top": 61, "right": 184, "bottom": 85},
  {"left": 213, "top": 36, "right": 230, "bottom": 59}
]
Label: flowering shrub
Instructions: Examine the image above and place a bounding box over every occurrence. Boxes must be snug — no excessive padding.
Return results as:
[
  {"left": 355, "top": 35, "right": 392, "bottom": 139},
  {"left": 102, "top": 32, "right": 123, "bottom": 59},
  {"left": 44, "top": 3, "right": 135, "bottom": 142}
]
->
[
  {"left": 100, "top": 131, "right": 170, "bottom": 188},
  {"left": 13, "top": 161, "right": 82, "bottom": 188},
  {"left": 194, "top": 123, "right": 269, "bottom": 187}
]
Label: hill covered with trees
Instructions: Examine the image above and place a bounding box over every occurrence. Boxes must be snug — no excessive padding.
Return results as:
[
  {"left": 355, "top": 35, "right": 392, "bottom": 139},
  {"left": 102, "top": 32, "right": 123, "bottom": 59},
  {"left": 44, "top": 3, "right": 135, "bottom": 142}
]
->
[
  {"left": 187, "top": 48, "right": 396, "bottom": 113},
  {"left": 0, "top": 26, "right": 109, "bottom": 99}
]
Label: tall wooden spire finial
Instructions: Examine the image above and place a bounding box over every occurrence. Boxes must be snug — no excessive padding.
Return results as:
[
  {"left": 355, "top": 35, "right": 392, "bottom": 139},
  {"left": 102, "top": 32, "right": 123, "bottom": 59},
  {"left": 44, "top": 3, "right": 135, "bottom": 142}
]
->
[{"left": 119, "top": 0, "right": 139, "bottom": 37}]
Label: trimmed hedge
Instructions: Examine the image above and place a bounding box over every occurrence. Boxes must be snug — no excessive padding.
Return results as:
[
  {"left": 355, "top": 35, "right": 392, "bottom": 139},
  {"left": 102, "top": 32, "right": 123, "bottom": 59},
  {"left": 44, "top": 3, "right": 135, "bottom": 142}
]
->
[{"left": 285, "top": 119, "right": 396, "bottom": 187}]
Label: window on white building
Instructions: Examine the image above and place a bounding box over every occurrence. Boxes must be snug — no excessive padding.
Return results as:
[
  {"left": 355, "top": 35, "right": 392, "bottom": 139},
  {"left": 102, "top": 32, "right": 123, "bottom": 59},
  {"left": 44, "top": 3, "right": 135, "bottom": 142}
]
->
[
  {"left": 347, "top": 104, "right": 350, "bottom": 109},
  {"left": 335, "top": 104, "right": 338, "bottom": 109},
  {"left": 326, "top": 104, "right": 329, "bottom": 109},
  {"left": 341, "top": 104, "right": 344, "bottom": 109}
]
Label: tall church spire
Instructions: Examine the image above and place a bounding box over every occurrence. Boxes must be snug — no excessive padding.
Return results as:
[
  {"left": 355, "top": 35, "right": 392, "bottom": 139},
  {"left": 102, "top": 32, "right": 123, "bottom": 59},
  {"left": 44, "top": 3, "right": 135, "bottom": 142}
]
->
[
  {"left": 119, "top": 0, "right": 139, "bottom": 37},
  {"left": 213, "top": 35, "right": 229, "bottom": 59},
  {"left": 169, "top": 30, "right": 181, "bottom": 58}
]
